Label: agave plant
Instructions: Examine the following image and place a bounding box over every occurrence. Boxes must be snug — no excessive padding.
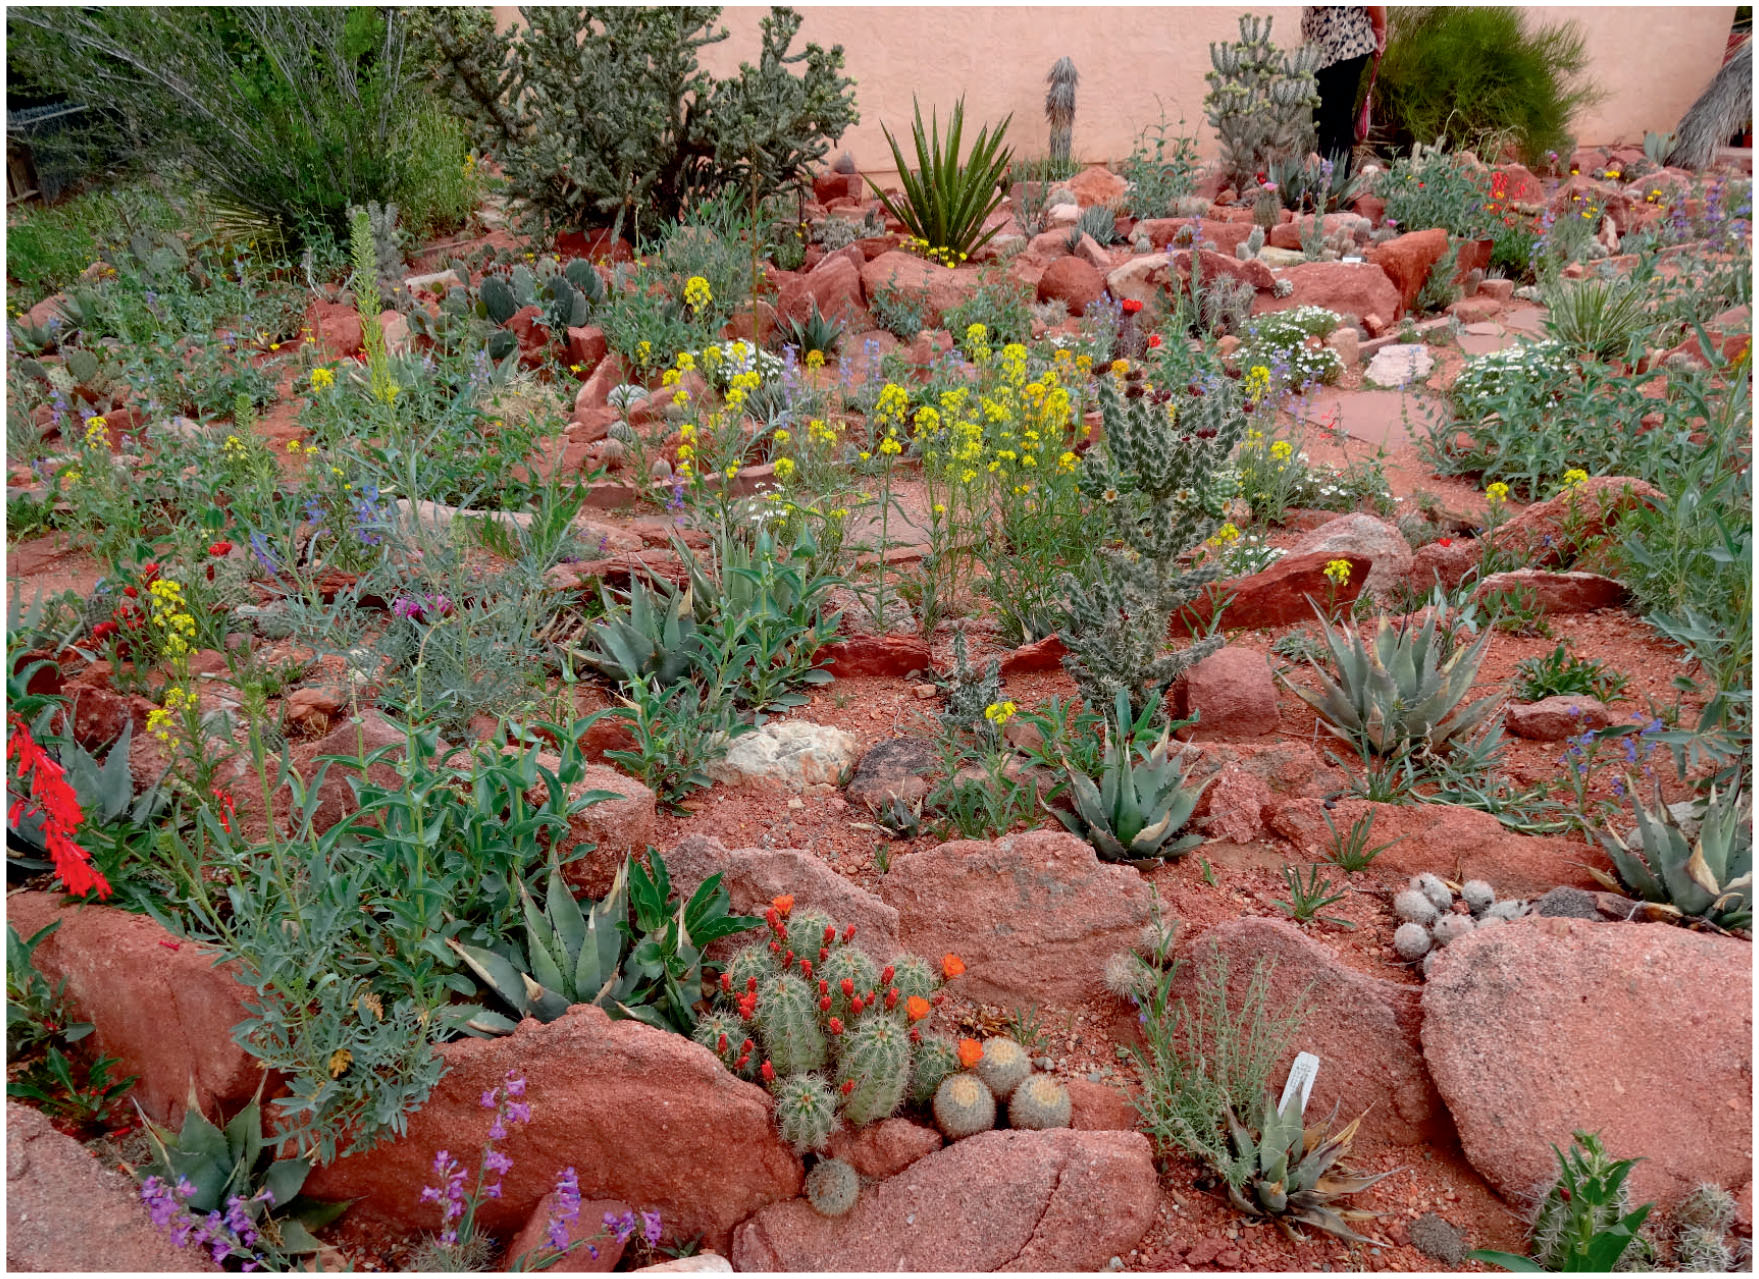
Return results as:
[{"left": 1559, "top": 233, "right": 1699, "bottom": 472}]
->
[
  {"left": 576, "top": 577, "right": 702, "bottom": 688},
  {"left": 448, "top": 852, "right": 759, "bottom": 1036},
  {"left": 1224, "top": 1093, "right": 1394, "bottom": 1243},
  {"left": 1283, "top": 600, "right": 1498, "bottom": 758},
  {"left": 1590, "top": 780, "right": 1752, "bottom": 931},
  {"left": 868, "top": 96, "right": 1013, "bottom": 264},
  {"left": 1054, "top": 689, "right": 1211, "bottom": 865}
]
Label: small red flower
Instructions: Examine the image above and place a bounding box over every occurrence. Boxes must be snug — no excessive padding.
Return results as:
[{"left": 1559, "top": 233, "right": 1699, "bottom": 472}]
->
[
  {"left": 783, "top": 949, "right": 794, "bottom": 968},
  {"left": 841, "top": 1079, "right": 855, "bottom": 1096},
  {"left": 818, "top": 979, "right": 829, "bottom": 995},
  {"left": 747, "top": 976, "right": 759, "bottom": 993},
  {"left": 735, "top": 1054, "right": 750, "bottom": 1070},
  {"left": 1438, "top": 537, "right": 1454, "bottom": 548},
  {"left": 768, "top": 940, "right": 780, "bottom": 954},
  {"left": 1120, "top": 298, "right": 1144, "bottom": 315},
  {"left": 822, "top": 925, "right": 836, "bottom": 944},
  {"left": 764, "top": 907, "right": 780, "bottom": 929},
  {"left": 820, "top": 996, "right": 832, "bottom": 1011},
  {"left": 760, "top": 1060, "right": 775, "bottom": 1084},
  {"left": 1147, "top": 333, "right": 1163, "bottom": 348},
  {"left": 771, "top": 894, "right": 794, "bottom": 917},
  {"left": 717, "top": 1033, "right": 729, "bottom": 1053},
  {"left": 799, "top": 960, "right": 812, "bottom": 980},
  {"left": 843, "top": 924, "right": 856, "bottom": 942},
  {"left": 208, "top": 541, "right": 233, "bottom": 557},
  {"left": 90, "top": 621, "right": 118, "bottom": 641},
  {"left": 720, "top": 973, "right": 732, "bottom": 993},
  {"left": 139, "top": 562, "right": 160, "bottom": 581},
  {"left": 818, "top": 947, "right": 830, "bottom": 963},
  {"left": 881, "top": 965, "right": 895, "bottom": 986},
  {"left": 840, "top": 978, "right": 855, "bottom": 997},
  {"left": 828, "top": 1017, "right": 844, "bottom": 1035},
  {"left": 122, "top": 585, "right": 138, "bottom": 598},
  {"left": 850, "top": 995, "right": 865, "bottom": 1015},
  {"left": 741, "top": 1039, "right": 754, "bottom": 1054}
]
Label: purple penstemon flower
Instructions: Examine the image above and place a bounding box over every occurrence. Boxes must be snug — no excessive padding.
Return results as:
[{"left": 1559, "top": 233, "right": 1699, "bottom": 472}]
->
[{"left": 545, "top": 1167, "right": 583, "bottom": 1254}]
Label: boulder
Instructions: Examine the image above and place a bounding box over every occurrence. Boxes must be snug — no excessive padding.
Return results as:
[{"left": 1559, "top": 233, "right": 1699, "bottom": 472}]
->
[
  {"left": 1171, "top": 645, "right": 1279, "bottom": 740},
  {"left": 306, "top": 299, "right": 363, "bottom": 360},
  {"left": 61, "top": 680, "right": 154, "bottom": 753},
  {"left": 1367, "top": 228, "right": 1450, "bottom": 314},
  {"left": 858, "top": 251, "right": 972, "bottom": 328},
  {"left": 999, "top": 634, "right": 1070, "bottom": 677},
  {"left": 506, "top": 1194, "right": 631, "bottom": 1272},
  {"left": 777, "top": 252, "right": 869, "bottom": 329},
  {"left": 1168, "top": 248, "right": 1276, "bottom": 293},
  {"left": 1407, "top": 539, "right": 1479, "bottom": 592},
  {"left": 1066, "top": 1078, "right": 1142, "bottom": 1132},
  {"left": 817, "top": 633, "right": 933, "bottom": 678},
  {"left": 1105, "top": 255, "right": 1170, "bottom": 306},
  {"left": 1287, "top": 514, "right": 1414, "bottom": 603},
  {"left": 1325, "top": 324, "right": 1360, "bottom": 368},
  {"left": 1473, "top": 570, "right": 1630, "bottom": 615},
  {"left": 813, "top": 172, "right": 865, "bottom": 204},
  {"left": 1505, "top": 696, "right": 1615, "bottom": 742},
  {"left": 731, "top": 1129, "right": 1158, "bottom": 1272},
  {"left": 1067, "top": 166, "right": 1129, "bottom": 209},
  {"left": 880, "top": 830, "right": 1151, "bottom": 1007},
  {"left": 1252, "top": 262, "right": 1401, "bottom": 326},
  {"left": 1488, "top": 476, "right": 1664, "bottom": 567},
  {"left": 663, "top": 833, "right": 901, "bottom": 955},
  {"left": 845, "top": 736, "right": 942, "bottom": 811},
  {"left": 1073, "top": 232, "right": 1114, "bottom": 273},
  {"left": 632, "top": 1255, "right": 732, "bottom": 1273},
  {"left": 1133, "top": 218, "right": 1256, "bottom": 255},
  {"left": 283, "top": 685, "right": 345, "bottom": 737},
  {"left": 1449, "top": 296, "right": 1499, "bottom": 324},
  {"left": 1268, "top": 212, "right": 1371, "bottom": 250},
  {"left": 824, "top": 1117, "right": 943, "bottom": 1180},
  {"left": 6, "top": 894, "right": 260, "bottom": 1126},
  {"left": 1168, "top": 551, "right": 1372, "bottom": 635},
  {"left": 1477, "top": 277, "right": 1516, "bottom": 303},
  {"left": 540, "top": 759, "right": 657, "bottom": 898},
  {"left": 1363, "top": 342, "right": 1435, "bottom": 388},
  {"left": 572, "top": 354, "right": 632, "bottom": 428},
  {"left": 705, "top": 720, "right": 861, "bottom": 793},
  {"left": 1191, "top": 762, "right": 1276, "bottom": 843},
  {"left": 1422, "top": 916, "right": 1752, "bottom": 1209},
  {"left": 566, "top": 325, "right": 609, "bottom": 374},
  {"left": 1036, "top": 256, "right": 1106, "bottom": 317},
  {"left": 1268, "top": 799, "right": 1600, "bottom": 898},
  {"left": 1171, "top": 918, "right": 1448, "bottom": 1146},
  {"left": 305, "top": 1005, "right": 802, "bottom": 1251},
  {"left": 7, "top": 1102, "right": 218, "bottom": 1272}
]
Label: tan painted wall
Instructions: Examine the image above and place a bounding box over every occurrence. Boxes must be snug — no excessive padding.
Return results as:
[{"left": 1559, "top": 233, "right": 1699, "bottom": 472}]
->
[{"left": 492, "top": 6, "right": 1736, "bottom": 182}]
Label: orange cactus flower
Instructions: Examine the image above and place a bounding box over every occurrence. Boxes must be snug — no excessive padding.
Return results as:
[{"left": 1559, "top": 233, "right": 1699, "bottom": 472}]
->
[
  {"left": 942, "top": 953, "right": 966, "bottom": 979},
  {"left": 957, "top": 1038, "right": 984, "bottom": 1069},
  {"left": 771, "top": 894, "right": 794, "bottom": 917},
  {"left": 906, "top": 995, "right": 931, "bottom": 1022}
]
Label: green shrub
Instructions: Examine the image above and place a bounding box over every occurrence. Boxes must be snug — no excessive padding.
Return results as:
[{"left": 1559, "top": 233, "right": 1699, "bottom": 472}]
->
[
  {"left": 6, "top": 186, "right": 179, "bottom": 303},
  {"left": 11, "top": 8, "right": 427, "bottom": 240},
  {"left": 943, "top": 266, "right": 1035, "bottom": 346},
  {"left": 1375, "top": 7, "right": 1600, "bottom": 164},
  {"left": 423, "top": 6, "right": 857, "bottom": 242},
  {"left": 391, "top": 107, "right": 482, "bottom": 240},
  {"left": 1541, "top": 276, "right": 1650, "bottom": 361},
  {"left": 1120, "top": 110, "right": 1201, "bottom": 220}
]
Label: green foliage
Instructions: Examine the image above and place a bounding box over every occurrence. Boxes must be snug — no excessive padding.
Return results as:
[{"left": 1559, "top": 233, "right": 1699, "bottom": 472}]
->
[
  {"left": 139, "top": 1089, "right": 346, "bottom": 1264},
  {"left": 606, "top": 673, "right": 749, "bottom": 809},
  {"left": 938, "top": 629, "right": 1003, "bottom": 741},
  {"left": 11, "top": 8, "right": 428, "bottom": 238},
  {"left": 1056, "top": 371, "right": 1248, "bottom": 718},
  {"left": 1272, "top": 864, "right": 1353, "bottom": 928},
  {"left": 776, "top": 301, "right": 846, "bottom": 357},
  {"left": 1120, "top": 110, "right": 1202, "bottom": 220},
  {"left": 1513, "top": 645, "right": 1628, "bottom": 704},
  {"left": 1204, "top": 14, "right": 1319, "bottom": 192},
  {"left": 1541, "top": 276, "right": 1650, "bottom": 361},
  {"left": 1268, "top": 154, "right": 1369, "bottom": 215},
  {"left": 392, "top": 107, "right": 483, "bottom": 239},
  {"left": 1283, "top": 601, "right": 1499, "bottom": 759},
  {"left": 579, "top": 578, "right": 704, "bottom": 688},
  {"left": 1223, "top": 1094, "right": 1393, "bottom": 1242},
  {"left": 1056, "top": 689, "right": 1211, "bottom": 865},
  {"left": 6, "top": 1044, "right": 136, "bottom": 1130},
  {"left": 6, "top": 186, "right": 181, "bottom": 303},
  {"left": 423, "top": 7, "right": 858, "bottom": 241},
  {"left": 869, "top": 97, "right": 1013, "bottom": 264},
  {"left": 1321, "top": 807, "right": 1404, "bottom": 873},
  {"left": 1375, "top": 7, "right": 1599, "bottom": 165},
  {"left": 6, "top": 922, "right": 91, "bottom": 1057},
  {"left": 1468, "top": 1133, "right": 1654, "bottom": 1271},
  {"left": 943, "top": 266, "right": 1036, "bottom": 346},
  {"left": 910, "top": 1035, "right": 961, "bottom": 1105},
  {"left": 1378, "top": 150, "right": 1491, "bottom": 239},
  {"left": 1593, "top": 780, "right": 1751, "bottom": 931},
  {"left": 836, "top": 1015, "right": 911, "bottom": 1124},
  {"left": 868, "top": 272, "right": 930, "bottom": 340}
]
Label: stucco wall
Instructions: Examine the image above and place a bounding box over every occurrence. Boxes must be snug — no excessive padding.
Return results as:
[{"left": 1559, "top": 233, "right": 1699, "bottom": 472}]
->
[{"left": 491, "top": 6, "right": 1735, "bottom": 181}]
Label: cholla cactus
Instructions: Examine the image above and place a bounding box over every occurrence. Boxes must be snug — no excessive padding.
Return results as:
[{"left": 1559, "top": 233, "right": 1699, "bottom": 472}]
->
[
  {"left": 1056, "top": 370, "right": 1248, "bottom": 718},
  {"left": 939, "top": 629, "right": 1003, "bottom": 741},
  {"left": 1236, "top": 225, "right": 1266, "bottom": 261},
  {"left": 1046, "top": 57, "right": 1079, "bottom": 171},
  {"left": 1204, "top": 14, "right": 1320, "bottom": 193}
]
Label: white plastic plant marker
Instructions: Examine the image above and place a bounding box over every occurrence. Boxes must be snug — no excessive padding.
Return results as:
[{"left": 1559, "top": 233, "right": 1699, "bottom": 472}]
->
[{"left": 1278, "top": 1051, "right": 1321, "bottom": 1115}]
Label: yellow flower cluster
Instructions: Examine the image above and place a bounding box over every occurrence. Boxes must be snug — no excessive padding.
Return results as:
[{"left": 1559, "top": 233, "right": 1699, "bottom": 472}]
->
[
  {"left": 1323, "top": 559, "right": 1352, "bottom": 585},
  {"left": 147, "top": 684, "right": 195, "bottom": 744},
  {"left": 148, "top": 578, "right": 198, "bottom": 659},
  {"left": 223, "top": 434, "right": 249, "bottom": 460},
  {"left": 1243, "top": 364, "right": 1272, "bottom": 403},
  {"left": 683, "top": 276, "right": 713, "bottom": 310},
  {"left": 805, "top": 349, "right": 825, "bottom": 370},
  {"left": 901, "top": 235, "right": 967, "bottom": 268},
  {"left": 1208, "top": 522, "right": 1242, "bottom": 548},
  {"left": 983, "top": 700, "right": 1018, "bottom": 726},
  {"left": 1485, "top": 481, "right": 1511, "bottom": 504},
  {"left": 1560, "top": 468, "right": 1589, "bottom": 489},
  {"left": 83, "top": 416, "right": 110, "bottom": 449}
]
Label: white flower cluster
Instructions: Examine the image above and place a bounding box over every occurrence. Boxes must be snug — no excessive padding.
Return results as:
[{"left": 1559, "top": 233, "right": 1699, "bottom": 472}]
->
[{"left": 1451, "top": 340, "right": 1572, "bottom": 413}]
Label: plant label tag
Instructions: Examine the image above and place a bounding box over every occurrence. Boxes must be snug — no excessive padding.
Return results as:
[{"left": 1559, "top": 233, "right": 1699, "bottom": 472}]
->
[
  {"left": 1341, "top": 255, "right": 1364, "bottom": 264},
  {"left": 1279, "top": 1051, "right": 1321, "bottom": 1114}
]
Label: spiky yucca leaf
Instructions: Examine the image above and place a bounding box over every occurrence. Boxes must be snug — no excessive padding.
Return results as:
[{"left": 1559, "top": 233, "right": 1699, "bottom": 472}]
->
[
  {"left": 1283, "top": 600, "right": 1497, "bottom": 756},
  {"left": 867, "top": 96, "right": 1013, "bottom": 260}
]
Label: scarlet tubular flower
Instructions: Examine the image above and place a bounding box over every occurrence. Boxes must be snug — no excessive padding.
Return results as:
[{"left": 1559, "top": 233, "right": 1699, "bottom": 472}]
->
[
  {"left": 828, "top": 1017, "right": 844, "bottom": 1035},
  {"left": 822, "top": 925, "right": 836, "bottom": 944},
  {"left": 843, "top": 924, "right": 855, "bottom": 942},
  {"left": 819, "top": 996, "right": 832, "bottom": 1011},
  {"left": 760, "top": 1060, "right": 775, "bottom": 1084},
  {"left": 799, "top": 960, "right": 813, "bottom": 980},
  {"left": 840, "top": 978, "right": 855, "bottom": 997},
  {"left": 771, "top": 894, "right": 794, "bottom": 917},
  {"left": 7, "top": 722, "right": 109, "bottom": 899},
  {"left": 881, "top": 965, "right": 895, "bottom": 986}
]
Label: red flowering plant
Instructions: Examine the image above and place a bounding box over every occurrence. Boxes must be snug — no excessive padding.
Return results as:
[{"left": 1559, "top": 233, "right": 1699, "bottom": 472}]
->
[{"left": 7, "top": 719, "right": 110, "bottom": 899}]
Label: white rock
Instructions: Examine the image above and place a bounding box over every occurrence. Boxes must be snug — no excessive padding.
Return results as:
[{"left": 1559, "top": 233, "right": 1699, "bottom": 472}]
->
[
  {"left": 1364, "top": 343, "right": 1434, "bottom": 387},
  {"left": 632, "top": 1254, "right": 733, "bottom": 1272},
  {"left": 708, "top": 720, "right": 861, "bottom": 792}
]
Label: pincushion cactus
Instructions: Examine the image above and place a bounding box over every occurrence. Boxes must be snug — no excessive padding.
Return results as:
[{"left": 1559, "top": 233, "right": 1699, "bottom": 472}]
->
[
  {"left": 1392, "top": 872, "right": 1527, "bottom": 978},
  {"left": 933, "top": 1073, "right": 997, "bottom": 1140},
  {"left": 889, "top": 954, "right": 938, "bottom": 1003},
  {"left": 1413, "top": 873, "right": 1453, "bottom": 912},
  {"left": 909, "top": 1035, "right": 961, "bottom": 1105},
  {"left": 757, "top": 971, "right": 829, "bottom": 1075},
  {"left": 1392, "top": 922, "right": 1432, "bottom": 961},
  {"left": 774, "top": 1073, "right": 841, "bottom": 1153},
  {"left": 1430, "top": 914, "right": 1476, "bottom": 946},
  {"left": 1393, "top": 889, "right": 1440, "bottom": 926},
  {"left": 1460, "top": 879, "right": 1496, "bottom": 914},
  {"left": 974, "top": 1037, "right": 1031, "bottom": 1101},
  {"left": 805, "top": 1158, "right": 860, "bottom": 1217},
  {"left": 1007, "top": 1074, "right": 1072, "bottom": 1130},
  {"left": 837, "top": 1016, "right": 911, "bottom": 1125}
]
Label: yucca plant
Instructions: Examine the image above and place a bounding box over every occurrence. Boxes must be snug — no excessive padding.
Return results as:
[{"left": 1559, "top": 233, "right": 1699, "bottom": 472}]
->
[
  {"left": 1053, "top": 689, "right": 1212, "bottom": 865},
  {"left": 1589, "top": 779, "right": 1751, "bottom": 931},
  {"left": 1541, "top": 277, "right": 1652, "bottom": 362},
  {"left": 868, "top": 96, "right": 1013, "bottom": 265},
  {"left": 1283, "top": 600, "right": 1498, "bottom": 758},
  {"left": 1223, "top": 1093, "right": 1393, "bottom": 1243},
  {"left": 448, "top": 853, "right": 759, "bottom": 1036},
  {"left": 576, "top": 577, "right": 702, "bottom": 688}
]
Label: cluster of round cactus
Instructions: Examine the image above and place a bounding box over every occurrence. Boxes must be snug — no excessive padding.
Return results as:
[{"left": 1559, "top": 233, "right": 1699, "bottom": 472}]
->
[
  {"left": 693, "top": 898, "right": 953, "bottom": 1165},
  {"left": 1392, "top": 873, "right": 1528, "bottom": 976},
  {"left": 930, "top": 1035, "right": 1072, "bottom": 1140}
]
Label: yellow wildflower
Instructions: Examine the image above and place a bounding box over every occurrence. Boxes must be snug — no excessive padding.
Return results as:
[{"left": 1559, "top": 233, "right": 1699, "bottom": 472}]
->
[
  {"left": 772, "top": 456, "right": 796, "bottom": 480},
  {"left": 1485, "top": 482, "right": 1511, "bottom": 505},
  {"left": 1323, "top": 559, "right": 1352, "bottom": 585},
  {"left": 1561, "top": 468, "right": 1589, "bottom": 489},
  {"left": 983, "top": 700, "right": 1018, "bottom": 726}
]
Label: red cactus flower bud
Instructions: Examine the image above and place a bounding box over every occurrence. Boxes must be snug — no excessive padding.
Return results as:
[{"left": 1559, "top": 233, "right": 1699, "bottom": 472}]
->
[
  {"left": 742, "top": 1039, "right": 754, "bottom": 1053},
  {"left": 784, "top": 950, "right": 794, "bottom": 968},
  {"left": 909, "top": 1027, "right": 922, "bottom": 1043},
  {"left": 717, "top": 1034, "right": 728, "bottom": 1053},
  {"left": 823, "top": 925, "right": 836, "bottom": 944},
  {"left": 760, "top": 1060, "right": 776, "bottom": 1084},
  {"left": 851, "top": 996, "right": 865, "bottom": 1015},
  {"left": 840, "top": 978, "right": 855, "bottom": 997},
  {"left": 735, "top": 1054, "right": 750, "bottom": 1070},
  {"left": 720, "top": 973, "right": 732, "bottom": 993},
  {"left": 764, "top": 907, "right": 780, "bottom": 928},
  {"left": 768, "top": 940, "right": 780, "bottom": 954},
  {"left": 881, "top": 965, "right": 895, "bottom": 985},
  {"left": 819, "top": 947, "right": 830, "bottom": 963},
  {"left": 748, "top": 977, "right": 759, "bottom": 993},
  {"left": 818, "top": 979, "right": 829, "bottom": 995},
  {"left": 885, "top": 989, "right": 899, "bottom": 1010},
  {"left": 799, "top": 961, "right": 813, "bottom": 979},
  {"left": 932, "top": 992, "right": 945, "bottom": 1005},
  {"left": 820, "top": 996, "right": 832, "bottom": 1011},
  {"left": 841, "top": 1079, "right": 855, "bottom": 1095},
  {"left": 844, "top": 924, "right": 856, "bottom": 942},
  {"left": 828, "top": 1017, "right": 844, "bottom": 1035}
]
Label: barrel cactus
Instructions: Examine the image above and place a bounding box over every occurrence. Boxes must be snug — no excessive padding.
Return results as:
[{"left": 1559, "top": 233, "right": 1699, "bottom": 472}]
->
[
  {"left": 805, "top": 1158, "right": 861, "bottom": 1218},
  {"left": 1007, "top": 1074, "right": 1072, "bottom": 1130},
  {"left": 909, "top": 1035, "right": 961, "bottom": 1105},
  {"left": 933, "top": 1073, "right": 997, "bottom": 1140},
  {"left": 757, "top": 971, "right": 828, "bottom": 1075},
  {"left": 837, "top": 1015, "right": 910, "bottom": 1125},
  {"left": 973, "top": 1037, "right": 1031, "bottom": 1102}
]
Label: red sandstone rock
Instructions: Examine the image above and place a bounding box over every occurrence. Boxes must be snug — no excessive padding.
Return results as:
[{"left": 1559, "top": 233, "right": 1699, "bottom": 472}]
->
[
  {"left": 1068, "top": 166, "right": 1129, "bottom": 208},
  {"left": 566, "top": 325, "right": 608, "bottom": 373},
  {"left": 506, "top": 1195, "right": 630, "bottom": 1272},
  {"left": 1422, "top": 916, "right": 1753, "bottom": 1209},
  {"left": 880, "top": 829, "right": 1151, "bottom": 1007},
  {"left": 858, "top": 251, "right": 973, "bottom": 328},
  {"left": 1169, "top": 551, "right": 1372, "bottom": 635},
  {"left": 1066, "top": 1078, "right": 1141, "bottom": 1132},
  {"left": 1252, "top": 262, "right": 1401, "bottom": 325},
  {"left": 1367, "top": 228, "right": 1450, "bottom": 315},
  {"left": 307, "top": 299, "right": 363, "bottom": 360},
  {"left": 824, "top": 1117, "right": 943, "bottom": 1179},
  {"left": 777, "top": 251, "right": 868, "bottom": 329},
  {"left": 1287, "top": 513, "right": 1413, "bottom": 603},
  {"left": 1172, "top": 645, "right": 1279, "bottom": 740},
  {"left": 818, "top": 633, "right": 934, "bottom": 679},
  {"left": 1505, "top": 695, "right": 1615, "bottom": 741},
  {"left": 1036, "top": 255, "right": 1106, "bottom": 316},
  {"left": 1473, "top": 569, "right": 1630, "bottom": 614},
  {"left": 1408, "top": 538, "right": 1480, "bottom": 593}
]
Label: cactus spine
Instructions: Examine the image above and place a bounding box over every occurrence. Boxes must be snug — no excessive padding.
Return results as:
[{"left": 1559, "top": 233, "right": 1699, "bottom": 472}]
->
[
  {"left": 933, "top": 1073, "right": 997, "bottom": 1140},
  {"left": 909, "top": 1034, "right": 961, "bottom": 1105},
  {"left": 805, "top": 1158, "right": 861, "bottom": 1217},
  {"left": 973, "top": 1037, "right": 1031, "bottom": 1101},
  {"left": 773, "top": 1073, "right": 841, "bottom": 1153},
  {"left": 693, "top": 1011, "right": 743, "bottom": 1069},
  {"left": 756, "top": 972, "right": 828, "bottom": 1075},
  {"left": 837, "top": 1015, "right": 910, "bottom": 1125},
  {"left": 1007, "top": 1074, "right": 1072, "bottom": 1130}
]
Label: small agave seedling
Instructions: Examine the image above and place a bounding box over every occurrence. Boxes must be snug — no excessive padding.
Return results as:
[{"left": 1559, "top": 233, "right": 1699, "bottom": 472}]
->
[
  {"left": 1591, "top": 779, "right": 1752, "bottom": 931},
  {"left": 1054, "top": 689, "right": 1211, "bottom": 866},
  {"left": 1224, "top": 1092, "right": 1395, "bottom": 1242}
]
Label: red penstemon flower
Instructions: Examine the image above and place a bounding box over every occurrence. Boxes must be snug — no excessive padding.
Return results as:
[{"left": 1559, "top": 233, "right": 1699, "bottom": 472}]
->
[{"left": 6, "top": 721, "right": 109, "bottom": 899}]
